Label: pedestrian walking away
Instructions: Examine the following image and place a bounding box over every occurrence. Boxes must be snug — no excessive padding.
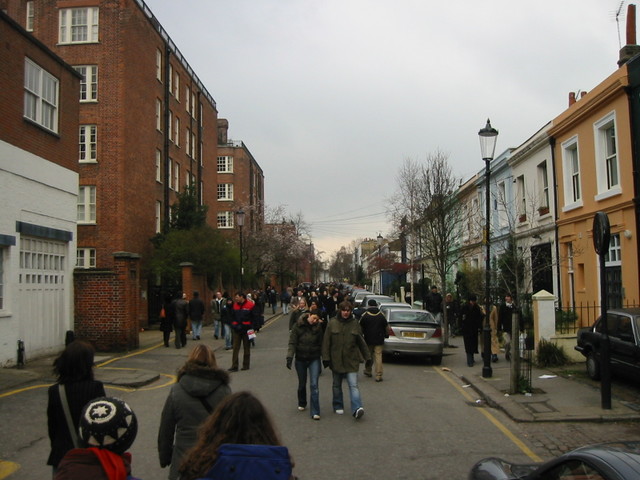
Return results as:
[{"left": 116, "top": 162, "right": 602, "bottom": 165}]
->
[
  {"left": 54, "top": 396, "right": 140, "bottom": 480},
  {"left": 287, "top": 312, "right": 324, "bottom": 420},
  {"left": 189, "top": 291, "right": 205, "bottom": 340},
  {"left": 47, "top": 341, "right": 106, "bottom": 473},
  {"left": 172, "top": 292, "right": 189, "bottom": 349},
  {"left": 229, "top": 292, "right": 256, "bottom": 372},
  {"left": 460, "top": 294, "right": 484, "bottom": 367},
  {"left": 159, "top": 294, "right": 174, "bottom": 348},
  {"left": 211, "top": 291, "right": 224, "bottom": 340},
  {"left": 322, "top": 301, "right": 371, "bottom": 420},
  {"left": 359, "top": 299, "right": 388, "bottom": 382},
  {"left": 178, "top": 391, "right": 295, "bottom": 480},
  {"left": 158, "top": 344, "right": 231, "bottom": 480}
]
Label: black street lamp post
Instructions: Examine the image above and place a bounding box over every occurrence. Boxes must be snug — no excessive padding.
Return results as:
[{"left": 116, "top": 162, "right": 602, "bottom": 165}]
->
[
  {"left": 236, "top": 208, "right": 245, "bottom": 292},
  {"left": 479, "top": 119, "right": 498, "bottom": 379},
  {"left": 377, "top": 233, "right": 383, "bottom": 294}
]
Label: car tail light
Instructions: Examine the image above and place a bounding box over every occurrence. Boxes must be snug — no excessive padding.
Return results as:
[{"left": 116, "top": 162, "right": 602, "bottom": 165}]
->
[
  {"left": 432, "top": 327, "right": 442, "bottom": 338},
  {"left": 388, "top": 327, "right": 396, "bottom": 337}
]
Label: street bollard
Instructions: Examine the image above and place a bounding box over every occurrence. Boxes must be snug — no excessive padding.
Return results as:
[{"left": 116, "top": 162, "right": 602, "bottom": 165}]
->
[{"left": 17, "top": 339, "right": 25, "bottom": 368}]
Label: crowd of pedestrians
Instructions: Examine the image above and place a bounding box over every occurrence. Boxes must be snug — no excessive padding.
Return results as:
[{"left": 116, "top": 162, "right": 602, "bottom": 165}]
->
[{"left": 45, "top": 280, "right": 522, "bottom": 479}]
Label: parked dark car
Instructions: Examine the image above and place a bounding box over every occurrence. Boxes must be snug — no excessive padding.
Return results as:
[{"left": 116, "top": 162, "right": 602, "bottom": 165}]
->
[
  {"left": 468, "top": 441, "right": 640, "bottom": 479},
  {"left": 575, "top": 308, "right": 640, "bottom": 381}
]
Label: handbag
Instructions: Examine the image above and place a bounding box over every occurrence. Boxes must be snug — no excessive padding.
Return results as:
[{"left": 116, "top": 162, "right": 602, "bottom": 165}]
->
[
  {"left": 58, "top": 384, "right": 80, "bottom": 448},
  {"left": 247, "top": 329, "right": 256, "bottom": 340}
]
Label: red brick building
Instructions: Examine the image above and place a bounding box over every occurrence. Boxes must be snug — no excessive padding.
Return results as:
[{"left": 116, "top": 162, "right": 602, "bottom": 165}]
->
[
  {"left": 0, "top": 10, "right": 80, "bottom": 364},
  {"left": 2, "top": 0, "right": 264, "bottom": 350}
]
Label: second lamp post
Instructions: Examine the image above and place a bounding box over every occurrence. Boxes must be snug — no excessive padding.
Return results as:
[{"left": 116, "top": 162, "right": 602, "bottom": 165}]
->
[{"left": 478, "top": 119, "right": 498, "bottom": 378}]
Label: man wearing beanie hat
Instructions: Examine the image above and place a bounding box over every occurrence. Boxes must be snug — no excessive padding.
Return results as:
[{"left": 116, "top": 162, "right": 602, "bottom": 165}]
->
[
  {"left": 54, "top": 397, "right": 140, "bottom": 480},
  {"left": 359, "top": 299, "right": 388, "bottom": 382}
]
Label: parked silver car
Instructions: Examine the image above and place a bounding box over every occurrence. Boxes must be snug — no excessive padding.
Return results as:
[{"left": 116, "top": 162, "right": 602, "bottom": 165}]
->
[{"left": 383, "top": 308, "right": 443, "bottom": 365}]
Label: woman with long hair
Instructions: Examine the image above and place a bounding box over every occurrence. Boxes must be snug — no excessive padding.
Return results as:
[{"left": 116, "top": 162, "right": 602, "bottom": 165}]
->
[
  {"left": 179, "top": 392, "right": 293, "bottom": 480},
  {"left": 47, "top": 340, "right": 106, "bottom": 473},
  {"left": 158, "top": 344, "right": 231, "bottom": 480}
]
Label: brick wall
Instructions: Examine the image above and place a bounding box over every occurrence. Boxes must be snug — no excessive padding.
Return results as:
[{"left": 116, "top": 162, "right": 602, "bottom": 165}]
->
[{"left": 74, "top": 252, "right": 140, "bottom": 351}]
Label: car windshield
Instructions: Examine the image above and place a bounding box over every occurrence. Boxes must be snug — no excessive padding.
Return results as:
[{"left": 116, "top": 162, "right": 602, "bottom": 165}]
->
[{"left": 388, "top": 311, "right": 436, "bottom": 324}]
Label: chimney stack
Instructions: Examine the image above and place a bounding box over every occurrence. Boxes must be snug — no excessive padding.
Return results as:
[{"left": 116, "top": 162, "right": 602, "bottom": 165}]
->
[
  {"left": 217, "top": 118, "right": 229, "bottom": 145},
  {"left": 569, "top": 92, "right": 576, "bottom": 107},
  {"left": 619, "top": 4, "right": 640, "bottom": 66}
]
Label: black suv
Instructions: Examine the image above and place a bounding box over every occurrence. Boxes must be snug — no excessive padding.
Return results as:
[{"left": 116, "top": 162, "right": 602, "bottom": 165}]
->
[{"left": 575, "top": 308, "right": 640, "bottom": 381}]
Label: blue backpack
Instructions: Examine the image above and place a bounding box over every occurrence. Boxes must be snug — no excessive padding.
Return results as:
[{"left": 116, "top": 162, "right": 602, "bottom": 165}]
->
[{"left": 198, "top": 444, "right": 292, "bottom": 480}]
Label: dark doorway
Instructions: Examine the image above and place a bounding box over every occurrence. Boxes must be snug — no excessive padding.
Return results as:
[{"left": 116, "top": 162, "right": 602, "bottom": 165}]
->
[{"left": 531, "top": 242, "right": 553, "bottom": 294}]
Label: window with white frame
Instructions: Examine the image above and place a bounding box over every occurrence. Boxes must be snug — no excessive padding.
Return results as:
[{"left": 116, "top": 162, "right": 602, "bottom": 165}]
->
[
  {"left": 191, "top": 172, "right": 197, "bottom": 186},
  {"left": 156, "top": 49, "right": 162, "bottom": 81},
  {"left": 26, "top": 1, "right": 34, "bottom": 31},
  {"left": 168, "top": 64, "right": 173, "bottom": 94},
  {"left": 155, "top": 149, "right": 162, "bottom": 183},
  {"left": 192, "top": 132, "right": 197, "bottom": 158},
  {"left": 594, "top": 113, "right": 620, "bottom": 197},
  {"left": 168, "top": 159, "right": 173, "bottom": 190},
  {"left": 174, "top": 72, "right": 180, "bottom": 99},
  {"left": 185, "top": 86, "right": 191, "bottom": 115},
  {"left": 174, "top": 163, "right": 180, "bottom": 192},
  {"left": 217, "top": 183, "right": 233, "bottom": 201},
  {"left": 79, "top": 125, "right": 97, "bottom": 162},
  {"left": 538, "top": 161, "right": 549, "bottom": 211},
  {"left": 191, "top": 92, "right": 196, "bottom": 118},
  {"left": 76, "top": 248, "right": 96, "bottom": 268},
  {"left": 217, "top": 211, "right": 234, "bottom": 229},
  {"left": 73, "top": 65, "right": 98, "bottom": 101},
  {"left": 605, "top": 233, "right": 621, "bottom": 266},
  {"left": 562, "top": 137, "right": 582, "bottom": 208},
  {"left": 155, "top": 201, "right": 162, "bottom": 233},
  {"left": 168, "top": 110, "right": 173, "bottom": 142},
  {"left": 516, "top": 175, "right": 526, "bottom": 220},
  {"left": 174, "top": 117, "right": 180, "bottom": 145},
  {"left": 59, "top": 7, "right": 99, "bottom": 44},
  {"left": 77, "top": 186, "right": 96, "bottom": 223},
  {"left": 156, "top": 99, "right": 162, "bottom": 131},
  {"left": 218, "top": 156, "right": 233, "bottom": 173},
  {"left": 185, "top": 127, "right": 191, "bottom": 156},
  {"left": 472, "top": 196, "right": 479, "bottom": 238},
  {"left": 24, "top": 58, "right": 59, "bottom": 132}
]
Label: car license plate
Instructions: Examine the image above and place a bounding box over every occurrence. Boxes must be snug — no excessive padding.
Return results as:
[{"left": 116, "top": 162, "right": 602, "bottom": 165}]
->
[{"left": 402, "top": 331, "right": 425, "bottom": 338}]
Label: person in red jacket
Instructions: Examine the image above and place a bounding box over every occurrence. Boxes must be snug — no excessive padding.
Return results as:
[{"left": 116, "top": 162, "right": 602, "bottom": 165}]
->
[{"left": 228, "top": 292, "right": 256, "bottom": 372}]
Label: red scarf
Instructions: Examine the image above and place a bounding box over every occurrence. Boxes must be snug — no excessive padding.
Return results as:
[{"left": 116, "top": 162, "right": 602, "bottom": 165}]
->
[{"left": 88, "top": 448, "right": 127, "bottom": 480}]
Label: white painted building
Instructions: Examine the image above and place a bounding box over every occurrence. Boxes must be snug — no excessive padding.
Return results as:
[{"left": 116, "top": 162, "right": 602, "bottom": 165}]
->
[{"left": 0, "top": 141, "right": 78, "bottom": 366}]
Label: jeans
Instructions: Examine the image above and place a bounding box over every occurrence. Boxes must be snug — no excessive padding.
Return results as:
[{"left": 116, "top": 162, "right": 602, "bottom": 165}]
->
[
  {"left": 213, "top": 319, "right": 221, "bottom": 338},
  {"left": 191, "top": 320, "right": 202, "bottom": 339},
  {"left": 223, "top": 323, "right": 232, "bottom": 349},
  {"left": 295, "top": 358, "right": 321, "bottom": 417},
  {"left": 282, "top": 302, "right": 289, "bottom": 315},
  {"left": 332, "top": 371, "right": 362, "bottom": 414}
]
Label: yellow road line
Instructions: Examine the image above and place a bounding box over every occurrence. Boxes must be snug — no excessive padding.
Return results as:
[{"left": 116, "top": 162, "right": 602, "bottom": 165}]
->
[
  {"left": 95, "top": 342, "right": 165, "bottom": 367},
  {"left": 434, "top": 366, "right": 543, "bottom": 463},
  {"left": 0, "top": 383, "right": 51, "bottom": 398},
  {"left": 0, "top": 460, "right": 20, "bottom": 479}
]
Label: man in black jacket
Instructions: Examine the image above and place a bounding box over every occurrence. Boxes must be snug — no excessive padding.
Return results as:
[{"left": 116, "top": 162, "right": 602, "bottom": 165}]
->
[{"left": 359, "top": 299, "right": 388, "bottom": 382}]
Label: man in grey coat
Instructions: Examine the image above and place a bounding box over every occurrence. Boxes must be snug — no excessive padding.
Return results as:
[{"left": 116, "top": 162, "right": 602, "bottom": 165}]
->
[{"left": 322, "top": 301, "right": 370, "bottom": 420}]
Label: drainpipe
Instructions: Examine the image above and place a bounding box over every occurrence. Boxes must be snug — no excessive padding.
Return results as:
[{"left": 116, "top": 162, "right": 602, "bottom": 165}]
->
[
  {"left": 163, "top": 45, "right": 171, "bottom": 234},
  {"left": 549, "top": 136, "right": 562, "bottom": 307}
]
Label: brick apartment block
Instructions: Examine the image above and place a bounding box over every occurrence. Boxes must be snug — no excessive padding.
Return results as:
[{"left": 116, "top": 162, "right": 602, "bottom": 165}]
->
[{"left": 1, "top": 0, "right": 264, "bottom": 350}]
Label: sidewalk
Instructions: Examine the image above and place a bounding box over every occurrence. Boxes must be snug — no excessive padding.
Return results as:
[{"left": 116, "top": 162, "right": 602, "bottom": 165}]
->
[
  {"left": 443, "top": 335, "right": 640, "bottom": 422},
  {"left": 3, "top": 315, "right": 640, "bottom": 424},
  {"left": 0, "top": 311, "right": 283, "bottom": 394}
]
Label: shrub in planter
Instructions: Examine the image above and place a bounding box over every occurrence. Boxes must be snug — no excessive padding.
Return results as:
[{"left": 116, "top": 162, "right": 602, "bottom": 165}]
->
[{"left": 536, "top": 339, "right": 568, "bottom": 367}]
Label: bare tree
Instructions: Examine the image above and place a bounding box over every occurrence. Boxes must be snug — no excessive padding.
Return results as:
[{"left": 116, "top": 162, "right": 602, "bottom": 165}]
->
[{"left": 387, "top": 158, "right": 424, "bottom": 304}]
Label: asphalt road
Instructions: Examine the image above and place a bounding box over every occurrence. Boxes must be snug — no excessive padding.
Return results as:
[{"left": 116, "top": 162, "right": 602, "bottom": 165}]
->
[{"left": 1, "top": 314, "right": 546, "bottom": 479}]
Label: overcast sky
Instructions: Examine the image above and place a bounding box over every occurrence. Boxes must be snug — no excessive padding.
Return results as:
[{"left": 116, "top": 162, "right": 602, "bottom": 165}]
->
[{"left": 145, "top": 0, "right": 627, "bottom": 261}]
